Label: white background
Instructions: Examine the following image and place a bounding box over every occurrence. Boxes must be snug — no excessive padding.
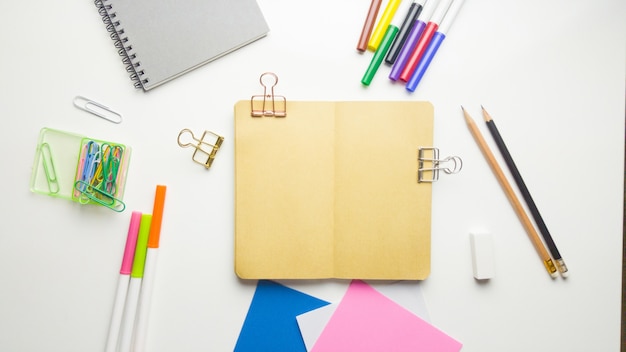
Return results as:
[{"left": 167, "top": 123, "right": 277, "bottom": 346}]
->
[{"left": 0, "top": 0, "right": 624, "bottom": 351}]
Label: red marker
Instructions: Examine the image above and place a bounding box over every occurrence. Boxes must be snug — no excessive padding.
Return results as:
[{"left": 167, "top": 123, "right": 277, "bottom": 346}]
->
[{"left": 399, "top": 0, "right": 452, "bottom": 82}]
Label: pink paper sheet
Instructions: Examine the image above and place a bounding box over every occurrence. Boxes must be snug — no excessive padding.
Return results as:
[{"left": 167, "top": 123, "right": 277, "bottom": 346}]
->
[{"left": 311, "top": 280, "right": 462, "bottom": 352}]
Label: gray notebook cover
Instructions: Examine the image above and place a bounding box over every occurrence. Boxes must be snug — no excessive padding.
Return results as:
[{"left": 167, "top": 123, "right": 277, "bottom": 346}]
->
[{"left": 97, "top": 0, "right": 269, "bottom": 91}]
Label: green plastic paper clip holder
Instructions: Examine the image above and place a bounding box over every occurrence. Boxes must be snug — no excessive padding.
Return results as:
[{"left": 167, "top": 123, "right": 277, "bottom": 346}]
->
[{"left": 29, "top": 128, "right": 132, "bottom": 212}]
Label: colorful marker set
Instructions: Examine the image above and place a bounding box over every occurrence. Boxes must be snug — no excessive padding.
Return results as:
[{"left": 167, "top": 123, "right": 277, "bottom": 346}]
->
[
  {"left": 105, "top": 185, "right": 167, "bottom": 352},
  {"left": 359, "top": 0, "right": 465, "bottom": 92}
]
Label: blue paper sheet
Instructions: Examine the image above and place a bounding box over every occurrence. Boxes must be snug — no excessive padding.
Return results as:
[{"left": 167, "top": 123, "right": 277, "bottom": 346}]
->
[{"left": 234, "top": 280, "right": 330, "bottom": 351}]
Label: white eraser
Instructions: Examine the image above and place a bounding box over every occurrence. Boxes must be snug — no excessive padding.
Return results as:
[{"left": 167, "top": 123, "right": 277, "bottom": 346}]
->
[{"left": 470, "top": 233, "right": 495, "bottom": 280}]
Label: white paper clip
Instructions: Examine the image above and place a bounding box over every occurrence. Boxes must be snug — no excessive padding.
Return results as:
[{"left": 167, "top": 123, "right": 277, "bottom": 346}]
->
[{"left": 73, "top": 96, "right": 122, "bottom": 124}]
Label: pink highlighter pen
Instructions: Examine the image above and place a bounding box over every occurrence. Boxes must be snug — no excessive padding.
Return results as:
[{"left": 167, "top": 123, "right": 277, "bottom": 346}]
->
[{"left": 104, "top": 211, "right": 141, "bottom": 352}]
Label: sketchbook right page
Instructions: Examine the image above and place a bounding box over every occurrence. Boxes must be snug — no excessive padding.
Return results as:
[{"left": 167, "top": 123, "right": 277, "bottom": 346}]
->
[{"left": 333, "top": 101, "right": 434, "bottom": 280}]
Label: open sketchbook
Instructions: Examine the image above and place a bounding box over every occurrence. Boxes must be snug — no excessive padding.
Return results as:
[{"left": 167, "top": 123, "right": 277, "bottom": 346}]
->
[
  {"left": 95, "top": 0, "right": 269, "bottom": 91},
  {"left": 234, "top": 100, "right": 437, "bottom": 280}
]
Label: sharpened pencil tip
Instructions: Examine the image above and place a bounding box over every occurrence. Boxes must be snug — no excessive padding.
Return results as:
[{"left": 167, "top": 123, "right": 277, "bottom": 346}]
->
[
  {"left": 481, "top": 106, "right": 492, "bottom": 122},
  {"left": 461, "top": 106, "right": 473, "bottom": 124}
]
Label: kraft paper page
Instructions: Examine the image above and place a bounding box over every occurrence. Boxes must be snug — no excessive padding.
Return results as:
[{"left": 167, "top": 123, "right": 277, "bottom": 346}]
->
[{"left": 234, "top": 100, "right": 433, "bottom": 280}]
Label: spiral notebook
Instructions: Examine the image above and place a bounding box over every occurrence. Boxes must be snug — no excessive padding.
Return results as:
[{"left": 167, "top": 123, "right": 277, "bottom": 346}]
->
[
  {"left": 95, "top": 0, "right": 269, "bottom": 91},
  {"left": 234, "top": 90, "right": 461, "bottom": 280}
]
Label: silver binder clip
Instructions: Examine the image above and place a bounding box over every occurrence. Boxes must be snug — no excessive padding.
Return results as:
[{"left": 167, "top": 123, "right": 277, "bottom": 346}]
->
[
  {"left": 177, "top": 129, "right": 224, "bottom": 169},
  {"left": 418, "top": 147, "right": 463, "bottom": 183},
  {"left": 250, "top": 72, "right": 287, "bottom": 117}
]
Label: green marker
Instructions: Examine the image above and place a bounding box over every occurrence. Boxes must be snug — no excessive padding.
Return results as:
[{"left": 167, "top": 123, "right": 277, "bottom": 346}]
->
[
  {"left": 131, "top": 214, "right": 152, "bottom": 279},
  {"left": 361, "top": 24, "right": 400, "bottom": 86}
]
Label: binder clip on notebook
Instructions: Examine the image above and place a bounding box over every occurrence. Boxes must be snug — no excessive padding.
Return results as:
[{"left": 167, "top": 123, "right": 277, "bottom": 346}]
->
[
  {"left": 418, "top": 147, "right": 463, "bottom": 183},
  {"left": 177, "top": 129, "right": 224, "bottom": 169},
  {"left": 250, "top": 72, "right": 286, "bottom": 117}
]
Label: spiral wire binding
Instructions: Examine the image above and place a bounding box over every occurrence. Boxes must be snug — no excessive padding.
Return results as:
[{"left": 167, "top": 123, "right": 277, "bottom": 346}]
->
[{"left": 94, "top": 0, "right": 148, "bottom": 89}]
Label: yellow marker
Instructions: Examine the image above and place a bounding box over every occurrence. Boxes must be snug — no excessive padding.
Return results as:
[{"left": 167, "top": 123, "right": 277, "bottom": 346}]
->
[{"left": 367, "top": 0, "right": 402, "bottom": 51}]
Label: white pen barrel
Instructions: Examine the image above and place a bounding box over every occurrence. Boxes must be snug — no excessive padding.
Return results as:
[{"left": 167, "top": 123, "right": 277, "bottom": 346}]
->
[
  {"left": 133, "top": 249, "right": 159, "bottom": 352},
  {"left": 105, "top": 275, "right": 131, "bottom": 352},
  {"left": 118, "top": 277, "right": 142, "bottom": 352}
]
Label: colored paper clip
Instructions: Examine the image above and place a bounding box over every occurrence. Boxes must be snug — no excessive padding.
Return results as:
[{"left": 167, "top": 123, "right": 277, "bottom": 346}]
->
[
  {"left": 73, "top": 139, "right": 126, "bottom": 211},
  {"left": 77, "top": 141, "right": 101, "bottom": 194},
  {"left": 74, "top": 180, "right": 126, "bottom": 212},
  {"left": 100, "top": 145, "right": 123, "bottom": 195},
  {"left": 73, "top": 142, "right": 90, "bottom": 198},
  {"left": 73, "top": 96, "right": 123, "bottom": 124},
  {"left": 250, "top": 72, "right": 286, "bottom": 117},
  {"left": 417, "top": 147, "right": 463, "bottom": 182},
  {"left": 39, "top": 142, "right": 60, "bottom": 194},
  {"left": 177, "top": 129, "right": 224, "bottom": 169}
]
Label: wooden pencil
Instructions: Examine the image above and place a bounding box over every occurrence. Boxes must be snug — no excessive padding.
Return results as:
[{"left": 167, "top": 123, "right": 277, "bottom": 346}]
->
[
  {"left": 461, "top": 107, "right": 558, "bottom": 278},
  {"left": 482, "top": 106, "right": 568, "bottom": 277}
]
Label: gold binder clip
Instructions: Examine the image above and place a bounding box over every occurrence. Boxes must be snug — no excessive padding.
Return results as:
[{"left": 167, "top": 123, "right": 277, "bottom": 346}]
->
[
  {"left": 251, "top": 72, "right": 286, "bottom": 117},
  {"left": 177, "top": 129, "right": 224, "bottom": 169},
  {"left": 418, "top": 147, "right": 463, "bottom": 183}
]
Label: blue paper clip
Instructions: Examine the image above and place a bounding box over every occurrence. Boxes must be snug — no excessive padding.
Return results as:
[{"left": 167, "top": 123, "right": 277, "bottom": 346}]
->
[{"left": 79, "top": 141, "right": 101, "bottom": 191}]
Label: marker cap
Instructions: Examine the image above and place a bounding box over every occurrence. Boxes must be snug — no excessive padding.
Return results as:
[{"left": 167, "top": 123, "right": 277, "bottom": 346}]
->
[
  {"left": 131, "top": 214, "right": 152, "bottom": 278},
  {"left": 120, "top": 211, "right": 142, "bottom": 274},
  {"left": 148, "top": 185, "right": 167, "bottom": 248}
]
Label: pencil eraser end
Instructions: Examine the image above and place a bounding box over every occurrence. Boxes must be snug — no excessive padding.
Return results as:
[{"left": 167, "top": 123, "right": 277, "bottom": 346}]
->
[
  {"left": 555, "top": 259, "right": 569, "bottom": 278},
  {"left": 470, "top": 233, "right": 495, "bottom": 280},
  {"left": 550, "top": 271, "right": 559, "bottom": 278}
]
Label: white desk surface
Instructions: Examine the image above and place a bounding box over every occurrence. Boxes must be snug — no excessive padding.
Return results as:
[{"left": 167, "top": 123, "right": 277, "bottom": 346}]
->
[{"left": 1, "top": 0, "right": 624, "bottom": 351}]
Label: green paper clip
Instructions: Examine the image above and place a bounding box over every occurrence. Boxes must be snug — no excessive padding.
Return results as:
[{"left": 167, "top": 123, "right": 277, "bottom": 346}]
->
[
  {"left": 74, "top": 180, "right": 126, "bottom": 212},
  {"left": 39, "top": 143, "right": 60, "bottom": 194}
]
